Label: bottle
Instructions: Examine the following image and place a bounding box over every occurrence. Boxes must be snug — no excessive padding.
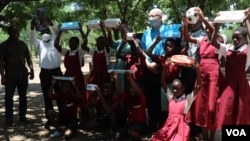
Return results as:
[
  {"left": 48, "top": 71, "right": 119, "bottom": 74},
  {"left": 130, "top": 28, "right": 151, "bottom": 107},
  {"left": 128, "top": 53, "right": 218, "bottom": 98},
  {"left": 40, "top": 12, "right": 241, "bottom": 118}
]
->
[{"left": 60, "top": 21, "right": 80, "bottom": 31}]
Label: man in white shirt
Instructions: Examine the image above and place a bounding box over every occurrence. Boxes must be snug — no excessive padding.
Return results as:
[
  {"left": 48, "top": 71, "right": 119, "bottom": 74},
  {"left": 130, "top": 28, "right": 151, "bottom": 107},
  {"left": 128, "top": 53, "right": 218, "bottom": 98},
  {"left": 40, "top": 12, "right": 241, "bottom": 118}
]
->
[{"left": 30, "top": 19, "right": 63, "bottom": 128}]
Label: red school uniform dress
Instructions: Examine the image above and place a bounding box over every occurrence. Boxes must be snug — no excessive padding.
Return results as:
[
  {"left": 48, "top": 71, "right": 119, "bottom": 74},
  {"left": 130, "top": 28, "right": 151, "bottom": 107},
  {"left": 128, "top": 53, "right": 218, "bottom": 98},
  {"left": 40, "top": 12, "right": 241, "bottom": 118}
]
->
[
  {"left": 151, "top": 92, "right": 194, "bottom": 141},
  {"left": 190, "top": 37, "right": 223, "bottom": 130},
  {"left": 89, "top": 49, "right": 110, "bottom": 89},
  {"left": 216, "top": 44, "right": 250, "bottom": 130},
  {"left": 64, "top": 50, "right": 86, "bottom": 107},
  {"left": 120, "top": 92, "right": 147, "bottom": 125},
  {"left": 52, "top": 91, "right": 79, "bottom": 120}
]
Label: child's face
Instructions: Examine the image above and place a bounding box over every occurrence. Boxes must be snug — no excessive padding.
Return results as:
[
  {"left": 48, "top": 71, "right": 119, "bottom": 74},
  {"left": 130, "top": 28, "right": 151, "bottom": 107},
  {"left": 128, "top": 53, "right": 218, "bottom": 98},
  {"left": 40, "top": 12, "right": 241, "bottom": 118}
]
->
[
  {"left": 96, "top": 38, "right": 105, "bottom": 50},
  {"left": 69, "top": 38, "right": 79, "bottom": 50},
  {"left": 172, "top": 80, "right": 185, "bottom": 98},
  {"left": 232, "top": 31, "right": 246, "bottom": 48},
  {"left": 165, "top": 40, "right": 176, "bottom": 56}
]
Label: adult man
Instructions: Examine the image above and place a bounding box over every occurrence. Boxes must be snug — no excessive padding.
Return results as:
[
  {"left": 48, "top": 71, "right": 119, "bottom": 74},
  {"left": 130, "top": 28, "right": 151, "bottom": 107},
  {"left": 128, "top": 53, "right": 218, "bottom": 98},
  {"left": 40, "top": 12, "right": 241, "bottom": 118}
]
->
[
  {"left": 0, "top": 26, "right": 34, "bottom": 127},
  {"left": 140, "top": 7, "right": 168, "bottom": 131},
  {"left": 30, "top": 19, "right": 63, "bottom": 128}
]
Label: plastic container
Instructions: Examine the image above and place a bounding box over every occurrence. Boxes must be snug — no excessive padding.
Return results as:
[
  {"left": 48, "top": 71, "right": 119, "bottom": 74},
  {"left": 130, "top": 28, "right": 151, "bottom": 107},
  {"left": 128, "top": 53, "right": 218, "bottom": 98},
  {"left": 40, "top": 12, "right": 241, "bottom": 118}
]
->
[
  {"left": 86, "top": 84, "right": 97, "bottom": 91},
  {"left": 60, "top": 21, "right": 80, "bottom": 31},
  {"left": 186, "top": 7, "right": 199, "bottom": 24},
  {"left": 53, "top": 76, "right": 74, "bottom": 81},
  {"left": 104, "top": 18, "right": 121, "bottom": 28},
  {"left": 87, "top": 20, "right": 101, "bottom": 29},
  {"left": 33, "top": 7, "right": 48, "bottom": 32}
]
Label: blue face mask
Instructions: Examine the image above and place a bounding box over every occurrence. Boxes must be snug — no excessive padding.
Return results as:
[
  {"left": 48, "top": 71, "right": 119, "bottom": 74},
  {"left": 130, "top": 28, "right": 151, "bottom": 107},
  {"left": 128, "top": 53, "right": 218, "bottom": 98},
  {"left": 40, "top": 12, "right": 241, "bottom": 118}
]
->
[{"left": 148, "top": 17, "right": 158, "bottom": 27}]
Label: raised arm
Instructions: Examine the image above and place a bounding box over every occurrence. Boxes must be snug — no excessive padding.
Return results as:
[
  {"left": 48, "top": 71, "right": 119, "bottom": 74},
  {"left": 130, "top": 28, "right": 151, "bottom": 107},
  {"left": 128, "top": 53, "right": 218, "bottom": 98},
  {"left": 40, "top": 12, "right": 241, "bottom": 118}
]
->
[
  {"left": 192, "top": 60, "right": 201, "bottom": 96},
  {"left": 183, "top": 17, "right": 197, "bottom": 44},
  {"left": 161, "top": 58, "right": 171, "bottom": 93},
  {"left": 146, "top": 35, "right": 161, "bottom": 58},
  {"left": 30, "top": 19, "right": 39, "bottom": 48},
  {"left": 244, "top": 8, "right": 250, "bottom": 39},
  {"left": 54, "top": 24, "right": 63, "bottom": 53},
  {"left": 81, "top": 26, "right": 91, "bottom": 52},
  {"left": 100, "top": 21, "right": 110, "bottom": 53}
]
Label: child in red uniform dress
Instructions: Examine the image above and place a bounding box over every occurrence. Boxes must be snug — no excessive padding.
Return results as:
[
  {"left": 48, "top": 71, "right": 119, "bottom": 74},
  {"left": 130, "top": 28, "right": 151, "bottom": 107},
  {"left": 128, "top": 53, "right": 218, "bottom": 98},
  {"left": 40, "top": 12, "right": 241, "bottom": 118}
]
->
[
  {"left": 110, "top": 71, "right": 147, "bottom": 141},
  {"left": 85, "top": 80, "right": 121, "bottom": 139},
  {"left": 54, "top": 22, "right": 89, "bottom": 126},
  {"left": 116, "top": 33, "right": 146, "bottom": 89},
  {"left": 183, "top": 8, "right": 224, "bottom": 141},
  {"left": 151, "top": 60, "right": 201, "bottom": 141},
  {"left": 212, "top": 8, "right": 250, "bottom": 130},
  {"left": 82, "top": 22, "right": 111, "bottom": 90},
  {"left": 147, "top": 36, "right": 187, "bottom": 126},
  {"left": 47, "top": 77, "right": 81, "bottom": 139}
]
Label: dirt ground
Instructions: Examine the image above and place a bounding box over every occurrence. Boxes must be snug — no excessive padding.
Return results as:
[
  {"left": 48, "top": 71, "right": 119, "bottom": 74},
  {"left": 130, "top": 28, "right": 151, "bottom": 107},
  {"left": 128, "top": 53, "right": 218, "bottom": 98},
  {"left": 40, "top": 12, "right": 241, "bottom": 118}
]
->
[{"left": 0, "top": 55, "right": 222, "bottom": 141}]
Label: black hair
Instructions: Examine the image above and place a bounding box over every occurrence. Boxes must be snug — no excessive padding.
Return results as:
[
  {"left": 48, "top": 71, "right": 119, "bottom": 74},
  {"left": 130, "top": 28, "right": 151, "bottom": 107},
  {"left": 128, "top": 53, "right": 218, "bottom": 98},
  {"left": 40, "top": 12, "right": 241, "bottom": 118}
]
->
[
  {"left": 234, "top": 27, "right": 248, "bottom": 38},
  {"left": 164, "top": 38, "right": 180, "bottom": 54},
  {"left": 70, "top": 36, "right": 80, "bottom": 44},
  {"left": 7, "top": 26, "right": 18, "bottom": 35},
  {"left": 40, "top": 27, "right": 51, "bottom": 35}
]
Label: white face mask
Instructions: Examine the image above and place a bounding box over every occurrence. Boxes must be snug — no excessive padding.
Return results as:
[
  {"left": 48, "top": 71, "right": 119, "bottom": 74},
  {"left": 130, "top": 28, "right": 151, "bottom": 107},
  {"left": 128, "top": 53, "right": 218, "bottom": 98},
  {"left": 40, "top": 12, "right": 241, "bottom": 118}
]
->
[
  {"left": 148, "top": 17, "right": 159, "bottom": 28},
  {"left": 42, "top": 33, "right": 51, "bottom": 42}
]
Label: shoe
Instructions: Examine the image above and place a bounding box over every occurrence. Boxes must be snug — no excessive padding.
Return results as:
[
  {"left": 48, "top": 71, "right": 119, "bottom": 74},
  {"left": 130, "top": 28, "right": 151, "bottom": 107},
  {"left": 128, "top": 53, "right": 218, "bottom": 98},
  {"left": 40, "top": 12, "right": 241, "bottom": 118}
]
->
[
  {"left": 5, "top": 120, "right": 16, "bottom": 127},
  {"left": 19, "top": 117, "right": 31, "bottom": 123},
  {"left": 50, "top": 131, "right": 62, "bottom": 138}
]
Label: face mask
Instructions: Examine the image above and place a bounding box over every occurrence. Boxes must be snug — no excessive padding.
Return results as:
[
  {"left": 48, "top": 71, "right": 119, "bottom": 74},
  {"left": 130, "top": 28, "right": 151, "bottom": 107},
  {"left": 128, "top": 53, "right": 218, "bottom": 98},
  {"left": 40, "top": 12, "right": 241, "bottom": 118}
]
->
[
  {"left": 148, "top": 17, "right": 159, "bottom": 27},
  {"left": 42, "top": 33, "right": 51, "bottom": 42}
]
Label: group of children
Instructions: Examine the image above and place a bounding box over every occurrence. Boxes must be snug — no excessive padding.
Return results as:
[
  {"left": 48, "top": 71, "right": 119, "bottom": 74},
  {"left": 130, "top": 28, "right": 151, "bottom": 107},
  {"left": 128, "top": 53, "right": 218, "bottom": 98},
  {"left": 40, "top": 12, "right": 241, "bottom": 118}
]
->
[{"left": 38, "top": 7, "right": 250, "bottom": 141}]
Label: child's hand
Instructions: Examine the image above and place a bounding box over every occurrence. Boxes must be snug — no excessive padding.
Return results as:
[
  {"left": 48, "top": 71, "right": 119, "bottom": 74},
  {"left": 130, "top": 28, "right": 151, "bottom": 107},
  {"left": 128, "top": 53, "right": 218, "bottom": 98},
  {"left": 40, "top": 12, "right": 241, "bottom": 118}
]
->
[
  {"left": 110, "top": 71, "right": 117, "bottom": 79},
  {"left": 78, "top": 22, "right": 82, "bottom": 30},
  {"left": 99, "top": 20, "right": 105, "bottom": 29},
  {"left": 194, "top": 7, "right": 203, "bottom": 16},
  {"left": 155, "top": 35, "right": 161, "bottom": 43}
]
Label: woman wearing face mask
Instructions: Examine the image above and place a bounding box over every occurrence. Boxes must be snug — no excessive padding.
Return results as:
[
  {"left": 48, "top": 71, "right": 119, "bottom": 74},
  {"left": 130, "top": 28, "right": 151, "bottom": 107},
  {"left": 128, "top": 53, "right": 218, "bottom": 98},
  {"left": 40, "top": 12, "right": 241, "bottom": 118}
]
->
[
  {"left": 140, "top": 7, "right": 170, "bottom": 132},
  {"left": 30, "top": 17, "right": 63, "bottom": 129}
]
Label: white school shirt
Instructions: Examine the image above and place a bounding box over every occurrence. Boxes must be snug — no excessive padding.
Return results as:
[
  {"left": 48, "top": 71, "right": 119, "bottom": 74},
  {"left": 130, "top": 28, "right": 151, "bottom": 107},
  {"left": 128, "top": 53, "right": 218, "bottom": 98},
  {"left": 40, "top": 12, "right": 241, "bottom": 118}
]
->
[
  {"left": 30, "top": 25, "right": 61, "bottom": 69},
  {"left": 89, "top": 48, "right": 110, "bottom": 67},
  {"left": 215, "top": 43, "right": 250, "bottom": 71},
  {"left": 166, "top": 88, "right": 196, "bottom": 115},
  {"left": 61, "top": 48, "right": 89, "bottom": 68}
]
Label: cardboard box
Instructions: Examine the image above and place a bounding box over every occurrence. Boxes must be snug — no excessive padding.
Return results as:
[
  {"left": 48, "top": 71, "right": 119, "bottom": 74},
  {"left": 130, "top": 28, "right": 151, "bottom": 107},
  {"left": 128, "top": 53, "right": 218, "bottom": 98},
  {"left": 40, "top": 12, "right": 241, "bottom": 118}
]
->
[{"left": 214, "top": 10, "right": 245, "bottom": 23}]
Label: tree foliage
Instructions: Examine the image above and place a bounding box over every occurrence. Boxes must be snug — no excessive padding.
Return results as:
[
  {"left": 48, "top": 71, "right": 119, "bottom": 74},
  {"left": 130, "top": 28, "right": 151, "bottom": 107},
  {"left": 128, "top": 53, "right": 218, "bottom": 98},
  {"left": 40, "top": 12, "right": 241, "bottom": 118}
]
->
[
  {"left": 1, "top": 0, "right": 249, "bottom": 31},
  {"left": 0, "top": 0, "right": 249, "bottom": 49}
]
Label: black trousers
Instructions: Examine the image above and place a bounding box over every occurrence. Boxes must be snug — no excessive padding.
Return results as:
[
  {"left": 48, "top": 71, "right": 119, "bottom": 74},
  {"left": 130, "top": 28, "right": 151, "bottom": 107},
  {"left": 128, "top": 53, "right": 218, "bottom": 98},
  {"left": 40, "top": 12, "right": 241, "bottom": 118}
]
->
[
  {"left": 143, "top": 68, "right": 161, "bottom": 130},
  {"left": 39, "top": 67, "right": 63, "bottom": 119}
]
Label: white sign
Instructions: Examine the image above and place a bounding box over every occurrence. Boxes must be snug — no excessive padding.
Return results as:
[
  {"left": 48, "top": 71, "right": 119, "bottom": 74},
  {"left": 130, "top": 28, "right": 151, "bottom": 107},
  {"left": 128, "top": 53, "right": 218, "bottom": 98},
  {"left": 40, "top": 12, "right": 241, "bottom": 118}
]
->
[{"left": 214, "top": 10, "right": 245, "bottom": 23}]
